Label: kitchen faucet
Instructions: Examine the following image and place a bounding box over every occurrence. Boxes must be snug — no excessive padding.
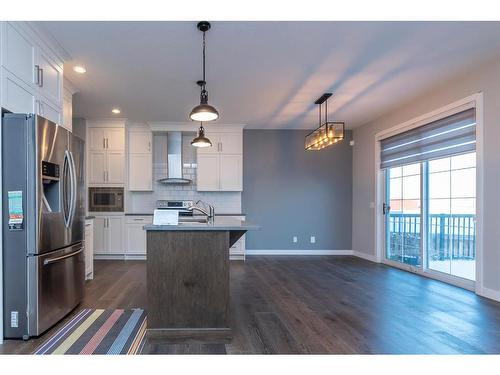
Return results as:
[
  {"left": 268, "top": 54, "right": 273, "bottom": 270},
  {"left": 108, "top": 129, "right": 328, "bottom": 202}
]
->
[{"left": 187, "top": 200, "right": 215, "bottom": 221}]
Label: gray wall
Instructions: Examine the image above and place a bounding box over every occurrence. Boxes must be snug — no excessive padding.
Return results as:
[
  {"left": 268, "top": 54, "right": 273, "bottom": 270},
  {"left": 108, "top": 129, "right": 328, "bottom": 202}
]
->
[
  {"left": 243, "top": 129, "right": 352, "bottom": 250},
  {"left": 352, "top": 57, "right": 500, "bottom": 295}
]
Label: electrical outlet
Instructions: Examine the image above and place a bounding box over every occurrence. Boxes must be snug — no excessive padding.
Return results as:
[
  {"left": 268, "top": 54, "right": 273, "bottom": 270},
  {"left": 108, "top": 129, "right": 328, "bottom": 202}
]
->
[
  {"left": 10, "top": 311, "right": 18, "bottom": 328},
  {"left": 293, "top": 236, "right": 298, "bottom": 243},
  {"left": 310, "top": 236, "right": 316, "bottom": 244}
]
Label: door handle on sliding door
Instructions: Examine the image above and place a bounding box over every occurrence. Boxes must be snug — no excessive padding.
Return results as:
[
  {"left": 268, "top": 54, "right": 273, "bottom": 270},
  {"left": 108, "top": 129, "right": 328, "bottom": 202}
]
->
[{"left": 383, "top": 203, "right": 391, "bottom": 215}]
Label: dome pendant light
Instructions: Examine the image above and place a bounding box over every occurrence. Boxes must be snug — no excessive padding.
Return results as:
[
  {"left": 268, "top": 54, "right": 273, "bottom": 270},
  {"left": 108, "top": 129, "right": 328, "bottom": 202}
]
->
[
  {"left": 191, "top": 123, "right": 213, "bottom": 148},
  {"left": 189, "top": 21, "right": 219, "bottom": 122}
]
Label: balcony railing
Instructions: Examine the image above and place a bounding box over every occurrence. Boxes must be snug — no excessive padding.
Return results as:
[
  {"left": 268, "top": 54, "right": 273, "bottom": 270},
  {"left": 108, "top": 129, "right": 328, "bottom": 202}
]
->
[{"left": 387, "top": 213, "right": 476, "bottom": 265}]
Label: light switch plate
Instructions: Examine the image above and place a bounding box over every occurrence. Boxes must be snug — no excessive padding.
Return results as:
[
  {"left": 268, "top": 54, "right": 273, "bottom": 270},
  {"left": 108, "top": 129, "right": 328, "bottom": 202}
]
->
[
  {"left": 293, "top": 236, "right": 298, "bottom": 243},
  {"left": 310, "top": 236, "right": 316, "bottom": 244}
]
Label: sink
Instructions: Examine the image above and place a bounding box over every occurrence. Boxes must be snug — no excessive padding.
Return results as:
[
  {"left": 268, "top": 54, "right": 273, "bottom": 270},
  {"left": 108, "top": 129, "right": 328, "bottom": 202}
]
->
[{"left": 179, "top": 218, "right": 209, "bottom": 224}]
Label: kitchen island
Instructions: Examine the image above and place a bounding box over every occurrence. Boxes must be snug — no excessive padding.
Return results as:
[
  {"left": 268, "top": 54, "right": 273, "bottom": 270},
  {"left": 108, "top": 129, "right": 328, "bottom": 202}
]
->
[{"left": 144, "top": 217, "right": 259, "bottom": 342}]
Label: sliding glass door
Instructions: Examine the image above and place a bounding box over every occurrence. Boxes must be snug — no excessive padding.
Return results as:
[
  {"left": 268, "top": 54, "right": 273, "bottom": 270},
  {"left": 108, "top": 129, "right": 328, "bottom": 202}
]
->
[
  {"left": 385, "top": 163, "right": 422, "bottom": 266},
  {"left": 383, "top": 153, "right": 476, "bottom": 282},
  {"left": 380, "top": 106, "right": 477, "bottom": 286},
  {"left": 426, "top": 153, "right": 476, "bottom": 281}
]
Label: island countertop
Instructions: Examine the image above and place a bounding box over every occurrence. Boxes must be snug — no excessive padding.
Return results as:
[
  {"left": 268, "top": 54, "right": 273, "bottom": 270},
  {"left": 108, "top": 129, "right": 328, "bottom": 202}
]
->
[{"left": 144, "top": 217, "right": 259, "bottom": 231}]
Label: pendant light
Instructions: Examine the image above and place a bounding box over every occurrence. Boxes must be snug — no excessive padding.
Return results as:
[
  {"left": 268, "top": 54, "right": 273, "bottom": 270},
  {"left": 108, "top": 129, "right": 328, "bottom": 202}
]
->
[
  {"left": 191, "top": 123, "right": 212, "bottom": 148},
  {"left": 305, "top": 93, "right": 345, "bottom": 151},
  {"left": 189, "top": 21, "right": 219, "bottom": 122}
]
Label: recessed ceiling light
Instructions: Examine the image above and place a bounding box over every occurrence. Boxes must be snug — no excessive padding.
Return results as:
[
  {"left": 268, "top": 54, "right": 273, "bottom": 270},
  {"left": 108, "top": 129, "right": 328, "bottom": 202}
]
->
[
  {"left": 111, "top": 108, "right": 121, "bottom": 114},
  {"left": 73, "top": 65, "right": 87, "bottom": 74}
]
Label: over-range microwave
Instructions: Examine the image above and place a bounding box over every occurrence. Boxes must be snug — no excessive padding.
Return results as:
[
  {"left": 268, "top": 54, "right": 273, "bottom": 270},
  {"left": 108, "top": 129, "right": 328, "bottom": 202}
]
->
[{"left": 88, "top": 187, "right": 124, "bottom": 212}]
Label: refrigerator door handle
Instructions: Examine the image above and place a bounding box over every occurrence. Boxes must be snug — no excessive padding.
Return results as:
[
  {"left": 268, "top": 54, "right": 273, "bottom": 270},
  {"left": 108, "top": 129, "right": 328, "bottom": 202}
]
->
[
  {"left": 43, "top": 246, "right": 83, "bottom": 266},
  {"left": 63, "top": 150, "right": 76, "bottom": 228},
  {"left": 67, "top": 151, "right": 77, "bottom": 227},
  {"left": 62, "top": 151, "right": 70, "bottom": 227}
]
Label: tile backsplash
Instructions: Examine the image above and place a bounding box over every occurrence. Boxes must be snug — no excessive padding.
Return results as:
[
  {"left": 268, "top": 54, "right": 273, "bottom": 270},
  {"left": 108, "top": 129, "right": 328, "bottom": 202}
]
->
[{"left": 126, "top": 133, "right": 242, "bottom": 214}]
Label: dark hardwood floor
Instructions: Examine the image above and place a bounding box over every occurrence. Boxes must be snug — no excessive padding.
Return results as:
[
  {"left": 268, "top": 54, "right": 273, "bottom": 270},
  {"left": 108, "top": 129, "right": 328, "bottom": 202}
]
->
[{"left": 2, "top": 256, "right": 500, "bottom": 354}]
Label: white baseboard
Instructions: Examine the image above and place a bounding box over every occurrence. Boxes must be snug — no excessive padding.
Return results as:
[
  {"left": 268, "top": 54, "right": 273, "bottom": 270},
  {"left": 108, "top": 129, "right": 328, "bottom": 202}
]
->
[
  {"left": 94, "top": 254, "right": 147, "bottom": 260},
  {"left": 246, "top": 249, "right": 354, "bottom": 256},
  {"left": 94, "top": 254, "right": 126, "bottom": 260},
  {"left": 352, "top": 251, "right": 379, "bottom": 263},
  {"left": 478, "top": 286, "right": 500, "bottom": 302}
]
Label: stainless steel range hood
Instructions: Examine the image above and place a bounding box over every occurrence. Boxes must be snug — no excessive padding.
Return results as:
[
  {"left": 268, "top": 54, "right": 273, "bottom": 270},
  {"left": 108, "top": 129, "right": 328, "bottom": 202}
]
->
[{"left": 157, "top": 132, "right": 191, "bottom": 184}]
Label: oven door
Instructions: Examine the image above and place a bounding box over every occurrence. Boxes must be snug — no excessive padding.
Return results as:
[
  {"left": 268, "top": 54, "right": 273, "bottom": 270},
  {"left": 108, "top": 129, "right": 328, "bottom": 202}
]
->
[{"left": 27, "top": 242, "right": 85, "bottom": 337}]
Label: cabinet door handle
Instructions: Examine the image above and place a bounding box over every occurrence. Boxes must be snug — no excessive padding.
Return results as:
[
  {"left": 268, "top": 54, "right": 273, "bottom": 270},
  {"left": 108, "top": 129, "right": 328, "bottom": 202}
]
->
[
  {"left": 148, "top": 141, "right": 151, "bottom": 152},
  {"left": 106, "top": 171, "right": 108, "bottom": 182},
  {"left": 103, "top": 138, "right": 106, "bottom": 149},
  {"left": 106, "top": 138, "right": 109, "bottom": 149},
  {"left": 39, "top": 68, "right": 44, "bottom": 87}
]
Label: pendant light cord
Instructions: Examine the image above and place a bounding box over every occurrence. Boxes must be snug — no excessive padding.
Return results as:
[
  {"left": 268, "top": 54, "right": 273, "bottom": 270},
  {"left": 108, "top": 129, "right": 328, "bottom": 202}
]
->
[{"left": 202, "top": 31, "right": 206, "bottom": 91}]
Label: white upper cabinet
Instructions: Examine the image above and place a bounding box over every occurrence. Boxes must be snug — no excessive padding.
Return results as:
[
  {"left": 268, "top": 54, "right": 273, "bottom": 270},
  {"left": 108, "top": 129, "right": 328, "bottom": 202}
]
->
[
  {"left": 106, "top": 129, "right": 126, "bottom": 151},
  {"left": 0, "top": 22, "right": 64, "bottom": 123},
  {"left": 220, "top": 154, "right": 242, "bottom": 191},
  {"left": 129, "top": 132, "right": 152, "bottom": 153},
  {"left": 197, "top": 153, "right": 220, "bottom": 191},
  {"left": 198, "top": 131, "right": 243, "bottom": 155},
  {"left": 128, "top": 131, "right": 152, "bottom": 191},
  {"left": 1, "top": 67, "right": 35, "bottom": 113},
  {"left": 107, "top": 151, "right": 125, "bottom": 183},
  {"left": 89, "top": 128, "right": 107, "bottom": 150},
  {"left": 87, "top": 121, "right": 126, "bottom": 186},
  {"left": 89, "top": 128, "right": 125, "bottom": 151},
  {"left": 62, "top": 89, "right": 73, "bottom": 132},
  {"left": 1, "top": 22, "right": 36, "bottom": 87},
  {"left": 36, "top": 96, "right": 61, "bottom": 125},
  {"left": 62, "top": 79, "right": 78, "bottom": 132},
  {"left": 218, "top": 133, "right": 243, "bottom": 154},
  {"left": 197, "top": 129, "right": 243, "bottom": 191},
  {"left": 35, "top": 48, "right": 62, "bottom": 105},
  {"left": 89, "top": 151, "right": 107, "bottom": 184}
]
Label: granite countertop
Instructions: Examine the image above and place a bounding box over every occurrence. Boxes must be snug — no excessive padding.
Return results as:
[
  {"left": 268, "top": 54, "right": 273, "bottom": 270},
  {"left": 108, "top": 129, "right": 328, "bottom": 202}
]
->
[
  {"left": 126, "top": 212, "right": 246, "bottom": 217},
  {"left": 144, "top": 217, "right": 259, "bottom": 231}
]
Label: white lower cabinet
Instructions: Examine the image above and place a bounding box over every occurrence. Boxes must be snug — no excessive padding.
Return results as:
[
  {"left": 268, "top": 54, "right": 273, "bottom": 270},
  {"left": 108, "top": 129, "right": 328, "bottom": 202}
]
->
[
  {"left": 84, "top": 219, "right": 94, "bottom": 280},
  {"left": 93, "top": 215, "right": 124, "bottom": 256},
  {"left": 125, "top": 216, "right": 152, "bottom": 255},
  {"left": 229, "top": 216, "right": 246, "bottom": 261}
]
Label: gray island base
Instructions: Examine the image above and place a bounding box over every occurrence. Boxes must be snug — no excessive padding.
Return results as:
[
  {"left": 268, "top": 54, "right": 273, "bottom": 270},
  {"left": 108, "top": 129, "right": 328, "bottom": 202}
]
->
[{"left": 144, "top": 217, "right": 259, "bottom": 343}]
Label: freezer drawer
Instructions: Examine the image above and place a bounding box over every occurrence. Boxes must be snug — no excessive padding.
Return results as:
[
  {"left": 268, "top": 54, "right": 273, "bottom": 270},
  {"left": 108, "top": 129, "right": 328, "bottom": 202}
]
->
[{"left": 28, "top": 242, "right": 85, "bottom": 337}]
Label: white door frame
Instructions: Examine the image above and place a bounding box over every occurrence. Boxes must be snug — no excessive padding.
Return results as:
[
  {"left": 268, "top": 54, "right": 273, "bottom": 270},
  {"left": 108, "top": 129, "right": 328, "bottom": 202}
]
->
[{"left": 374, "top": 93, "right": 484, "bottom": 293}]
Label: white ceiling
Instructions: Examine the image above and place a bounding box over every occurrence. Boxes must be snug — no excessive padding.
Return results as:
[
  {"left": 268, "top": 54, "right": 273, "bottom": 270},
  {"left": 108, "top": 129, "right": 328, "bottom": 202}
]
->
[{"left": 38, "top": 21, "right": 500, "bottom": 129}]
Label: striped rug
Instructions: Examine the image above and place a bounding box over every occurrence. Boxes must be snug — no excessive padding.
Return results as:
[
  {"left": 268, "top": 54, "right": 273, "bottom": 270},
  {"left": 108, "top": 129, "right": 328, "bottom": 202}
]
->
[{"left": 33, "top": 308, "right": 147, "bottom": 355}]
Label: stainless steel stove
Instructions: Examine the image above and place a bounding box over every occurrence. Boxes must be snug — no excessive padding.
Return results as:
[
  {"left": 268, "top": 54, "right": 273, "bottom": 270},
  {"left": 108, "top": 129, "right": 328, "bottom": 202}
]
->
[{"left": 156, "top": 200, "right": 194, "bottom": 216}]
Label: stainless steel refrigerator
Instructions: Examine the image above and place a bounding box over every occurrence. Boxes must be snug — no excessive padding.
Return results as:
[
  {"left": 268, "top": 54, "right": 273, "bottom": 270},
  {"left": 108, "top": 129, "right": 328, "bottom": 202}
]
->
[{"left": 2, "top": 114, "right": 85, "bottom": 339}]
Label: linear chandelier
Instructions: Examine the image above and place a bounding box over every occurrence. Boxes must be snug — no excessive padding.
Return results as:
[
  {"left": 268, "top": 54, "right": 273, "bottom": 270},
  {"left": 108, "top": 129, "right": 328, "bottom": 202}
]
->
[{"left": 305, "top": 93, "right": 345, "bottom": 151}]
